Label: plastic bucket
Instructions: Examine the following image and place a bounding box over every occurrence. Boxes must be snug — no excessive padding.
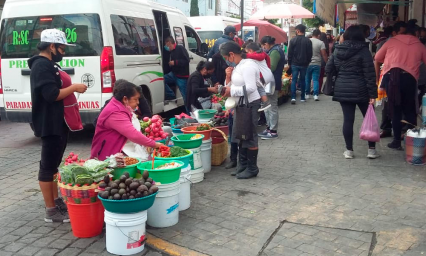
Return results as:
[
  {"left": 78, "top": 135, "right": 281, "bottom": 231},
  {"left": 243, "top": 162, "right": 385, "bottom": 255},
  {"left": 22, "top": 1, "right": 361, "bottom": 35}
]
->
[
  {"left": 405, "top": 136, "right": 426, "bottom": 165},
  {"left": 171, "top": 134, "right": 204, "bottom": 148},
  {"left": 112, "top": 158, "right": 141, "bottom": 180},
  {"left": 68, "top": 201, "right": 104, "bottom": 238},
  {"left": 198, "top": 109, "right": 217, "bottom": 119},
  {"left": 188, "top": 147, "right": 202, "bottom": 170},
  {"left": 98, "top": 192, "right": 158, "bottom": 214},
  {"left": 137, "top": 160, "right": 184, "bottom": 184},
  {"left": 147, "top": 181, "right": 180, "bottom": 228},
  {"left": 181, "top": 126, "right": 212, "bottom": 140},
  {"left": 201, "top": 139, "right": 212, "bottom": 173},
  {"left": 211, "top": 126, "right": 229, "bottom": 137},
  {"left": 190, "top": 167, "right": 204, "bottom": 183},
  {"left": 179, "top": 167, "right": 191, "bottom": 211},
  {"left": 104, "top": 210, "right": 148, "bottom": 255}
]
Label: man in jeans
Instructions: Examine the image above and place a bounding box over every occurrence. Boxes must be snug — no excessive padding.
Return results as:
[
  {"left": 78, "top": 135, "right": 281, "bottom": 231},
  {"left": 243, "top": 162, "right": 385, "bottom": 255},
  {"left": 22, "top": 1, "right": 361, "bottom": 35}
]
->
[
  {"left": 164, "top": 37, "right": 190, "bottom": 106},
  {"left": 288, "top": 24, "right": 313, "bottom": 104},
  {"left": 306, "top": 29, "right": 328, "bottom": 101}
]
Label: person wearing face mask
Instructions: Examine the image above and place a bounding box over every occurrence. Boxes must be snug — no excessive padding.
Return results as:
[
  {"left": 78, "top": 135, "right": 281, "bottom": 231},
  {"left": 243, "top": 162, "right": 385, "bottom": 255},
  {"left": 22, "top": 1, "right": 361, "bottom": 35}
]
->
[
  {"left": 185, "top": 61, "right": 219, "bottom": 111},
  {"left": 163, "top": 37, "right": 190, "bottom": 105},
  {"left": 91, "top": 80, "right": 163, "bottom": 161},
  {"left": 29, "top": 29, "right": 88, "bottom": 223}
]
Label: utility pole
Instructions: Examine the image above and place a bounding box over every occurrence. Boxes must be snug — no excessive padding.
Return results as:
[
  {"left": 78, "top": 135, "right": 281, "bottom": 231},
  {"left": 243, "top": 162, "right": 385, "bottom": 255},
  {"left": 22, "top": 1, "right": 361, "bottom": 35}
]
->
[{"left": 240, "top": 0, "right": 244, "bottom": 39}]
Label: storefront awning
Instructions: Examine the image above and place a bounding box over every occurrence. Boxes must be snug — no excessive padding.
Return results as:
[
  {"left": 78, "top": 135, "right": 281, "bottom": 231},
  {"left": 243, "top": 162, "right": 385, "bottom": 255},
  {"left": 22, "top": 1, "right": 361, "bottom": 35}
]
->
[{"left": 314, "top": 0, "right": 351, "bottom": 27}]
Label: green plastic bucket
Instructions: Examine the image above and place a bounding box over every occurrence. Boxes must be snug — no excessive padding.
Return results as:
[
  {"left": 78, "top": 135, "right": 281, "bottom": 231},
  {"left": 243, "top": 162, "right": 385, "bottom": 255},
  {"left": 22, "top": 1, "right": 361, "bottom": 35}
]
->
[
  {"left": 98, "top": 192, "right": 158, "bottom": 214},
  {"left": 171, "top": 134, "right": 204, "bottom": 148},
  {"left": 111, "top": 159, "right": 141, "bottom": 180},
  {"left": 153, "top": 150, "right": 192, "bottom": 171},
  {"left": 198, "top": 109, "right": 217, "bottom": 119},
  {"left": 137, "top": 160, "right": 184, "bottom": 184}
]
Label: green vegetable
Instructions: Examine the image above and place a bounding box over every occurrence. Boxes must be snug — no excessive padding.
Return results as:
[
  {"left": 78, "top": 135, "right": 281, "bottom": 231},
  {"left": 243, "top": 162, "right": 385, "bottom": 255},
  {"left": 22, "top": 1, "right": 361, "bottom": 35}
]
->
[
  {"left": 84, "top": 159, "right": 109, "bottom": 173},
  {"left": 75, "top": 174, "right": 94, "bottom": 185},
  {"left": 169, "top": 146, "right": 190, "bottom": 157}
]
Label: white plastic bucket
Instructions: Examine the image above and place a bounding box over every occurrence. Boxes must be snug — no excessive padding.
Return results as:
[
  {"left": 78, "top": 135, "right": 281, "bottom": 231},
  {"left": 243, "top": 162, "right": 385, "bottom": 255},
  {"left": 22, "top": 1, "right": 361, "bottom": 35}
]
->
[
  {"left": 188, "top": 147, "right": 202, "bottom": 170},
  {"left": 179, "top": 167, "right": 191, "bottom": 211},
  {"left": 104, "top": 210, "right": 147, "bottom": 256},
  {"left": 147, "top": 181, "right": 180, "bottom": 228},
  {"left": 201, "top": 139, "right": 212, "bottom": 173},
  {"left": 190, "top": 167, "right": 204, "bottom": 183}
]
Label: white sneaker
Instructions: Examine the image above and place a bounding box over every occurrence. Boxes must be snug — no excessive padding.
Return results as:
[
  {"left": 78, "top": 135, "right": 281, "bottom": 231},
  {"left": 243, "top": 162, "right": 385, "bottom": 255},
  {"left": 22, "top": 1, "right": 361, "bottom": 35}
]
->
[
  {"left": 343, "top": 150, "right": 354, "bottom": 159},
  {"left": 291, "top": 99, "right": 296, "bottom": 105},
  {"left": 300, "top": 99, "right": 306, "bottom": 102},
  {"left": 305, "top": 94, "right": 310, "bottom": 99},
  {"left": 367, "top": 149, "right": 380, "bottom": 159},
  {"left": 314, "top": 95, "right": 319, "bottom": 101}
]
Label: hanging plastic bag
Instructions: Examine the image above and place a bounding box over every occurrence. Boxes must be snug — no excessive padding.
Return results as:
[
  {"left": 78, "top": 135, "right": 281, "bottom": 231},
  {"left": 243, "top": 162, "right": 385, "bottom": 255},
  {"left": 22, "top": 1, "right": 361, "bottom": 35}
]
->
[{"left": 359, "top": 104, "right": 380, "bottom": 142}]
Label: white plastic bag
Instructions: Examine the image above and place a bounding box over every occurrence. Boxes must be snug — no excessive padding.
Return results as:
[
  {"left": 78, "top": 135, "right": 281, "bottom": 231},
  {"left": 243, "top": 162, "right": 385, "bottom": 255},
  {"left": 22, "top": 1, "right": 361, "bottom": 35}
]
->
[
  {"left": 122, "top": 113, "right": 150, "bottom": 161},
  {"left": 225, "top": 97, "right": 238, "bottom": 110}
]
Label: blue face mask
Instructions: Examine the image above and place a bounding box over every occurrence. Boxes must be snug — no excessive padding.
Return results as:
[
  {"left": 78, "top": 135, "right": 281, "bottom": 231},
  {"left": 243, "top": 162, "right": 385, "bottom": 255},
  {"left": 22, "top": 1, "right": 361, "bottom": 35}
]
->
[
  {"left": 226, "top": 60, "right": 236, "bottom": 67},
  {"left": 164, "top": 45, "right": 170, "bottom": 51}
]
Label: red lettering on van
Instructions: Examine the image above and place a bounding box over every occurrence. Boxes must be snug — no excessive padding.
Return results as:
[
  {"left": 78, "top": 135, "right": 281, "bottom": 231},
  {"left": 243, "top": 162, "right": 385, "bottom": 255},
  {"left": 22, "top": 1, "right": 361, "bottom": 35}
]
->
[{"left": 5, "top": 101, "right": 33, "bottom": 109}]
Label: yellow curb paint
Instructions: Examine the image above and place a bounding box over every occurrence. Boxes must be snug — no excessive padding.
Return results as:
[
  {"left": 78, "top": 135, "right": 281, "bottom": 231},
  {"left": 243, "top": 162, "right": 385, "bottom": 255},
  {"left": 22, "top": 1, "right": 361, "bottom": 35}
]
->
[{"left": 146, "top": 233, "right": 209, "bottom": 256}]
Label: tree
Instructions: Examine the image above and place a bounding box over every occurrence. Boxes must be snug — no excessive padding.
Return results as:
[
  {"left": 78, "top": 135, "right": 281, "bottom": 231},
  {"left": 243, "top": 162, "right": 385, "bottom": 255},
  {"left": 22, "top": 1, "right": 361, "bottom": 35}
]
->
[
  {"left": 267, "top": 19, "right": 280, "bottom": 27},
  {"left": 190, "top": 0, "right": 199, "bottom": 17},
  {"left": 302, "top": 0, "right": 325, "bottom": 28}
]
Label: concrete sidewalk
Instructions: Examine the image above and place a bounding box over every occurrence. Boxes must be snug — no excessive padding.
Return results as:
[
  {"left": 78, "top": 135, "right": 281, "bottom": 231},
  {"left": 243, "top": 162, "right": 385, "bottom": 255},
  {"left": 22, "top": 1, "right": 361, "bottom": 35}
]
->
[{"left": 1, "top": 96, "right": 426, "bottom": 256}]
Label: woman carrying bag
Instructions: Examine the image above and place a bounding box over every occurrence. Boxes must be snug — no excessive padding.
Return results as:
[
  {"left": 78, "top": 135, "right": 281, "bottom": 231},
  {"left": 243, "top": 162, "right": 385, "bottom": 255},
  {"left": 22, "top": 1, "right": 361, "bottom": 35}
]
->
[{"left": 220, "top": 41, "right": 261, "bottom": 179}]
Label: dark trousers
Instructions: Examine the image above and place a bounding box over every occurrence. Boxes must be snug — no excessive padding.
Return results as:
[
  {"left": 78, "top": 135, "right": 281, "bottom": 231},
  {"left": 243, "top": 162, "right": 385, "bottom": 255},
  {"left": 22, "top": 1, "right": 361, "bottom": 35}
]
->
[
  {"left": 388, "top": 73, "right": 417, "bottom": 141},
  {"left": 228, "top": 113, "right": 238, "bottom": 161},
  {"left": 340, "top": 102, "right": 376, "bottom": 150},
  {"left": 380, "top": 100, "right": 392, "bottom": 132}
]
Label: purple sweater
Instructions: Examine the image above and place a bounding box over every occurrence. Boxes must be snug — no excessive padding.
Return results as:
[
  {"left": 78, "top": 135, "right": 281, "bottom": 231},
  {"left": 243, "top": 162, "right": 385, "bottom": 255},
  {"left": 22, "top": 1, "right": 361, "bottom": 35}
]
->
[{"left": 91, "top": 97, "right": 155, "bottom": 160}]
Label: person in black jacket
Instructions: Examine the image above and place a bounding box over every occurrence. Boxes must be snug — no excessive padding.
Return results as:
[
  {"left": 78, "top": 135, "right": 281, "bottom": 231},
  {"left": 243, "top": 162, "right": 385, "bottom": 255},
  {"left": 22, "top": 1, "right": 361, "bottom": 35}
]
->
[
  {"left": 185, "top": 61, "right": 219, "bottom": 111},
  {"left": 29, "top": 29, "right": 87, "bottom": 223},
  {"left": 325, "top": 25, "right": 379, "bottom": 160},
  {"left": 288, "top": 24, "right": 313, "bottom": 104},
  {"left": 163, "top": 37, "right": 190, "bottom": 105}
]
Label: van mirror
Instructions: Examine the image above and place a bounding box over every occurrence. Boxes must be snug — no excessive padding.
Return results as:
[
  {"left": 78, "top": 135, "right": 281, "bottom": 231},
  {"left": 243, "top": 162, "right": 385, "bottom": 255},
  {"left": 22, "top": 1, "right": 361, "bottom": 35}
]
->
[{"left": 200, "top": 43, "right": 208, "bottom": 54}]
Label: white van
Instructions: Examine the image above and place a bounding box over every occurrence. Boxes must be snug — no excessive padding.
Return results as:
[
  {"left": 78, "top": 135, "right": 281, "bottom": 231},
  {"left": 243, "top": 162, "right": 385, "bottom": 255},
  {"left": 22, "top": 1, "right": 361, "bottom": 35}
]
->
[
  {"left": 188, "top": 16, "right": 240, "bottom": 49},
  {"left": 0, "top": 0, "right": 207, "bottom": 125}
]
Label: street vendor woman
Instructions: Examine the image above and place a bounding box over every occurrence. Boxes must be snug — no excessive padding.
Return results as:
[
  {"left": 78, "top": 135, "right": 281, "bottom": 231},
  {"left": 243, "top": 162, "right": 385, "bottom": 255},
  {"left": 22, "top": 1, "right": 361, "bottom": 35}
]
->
[
  {"left": 30, "top": 29, "right": 88, "bottom": 223},
  {"left": 91, "top": 80, "right": 163, "bottom": 160}
]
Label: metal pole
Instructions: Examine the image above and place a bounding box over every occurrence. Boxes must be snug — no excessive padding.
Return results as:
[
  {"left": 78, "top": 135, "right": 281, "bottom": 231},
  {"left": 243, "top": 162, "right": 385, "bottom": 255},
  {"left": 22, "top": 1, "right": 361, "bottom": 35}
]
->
[
  {"left": 423, "top": 0, "right": 425, "bottom": 26},
  {"left": 240, "top": 0, "right": 244, "bottom": 39}
]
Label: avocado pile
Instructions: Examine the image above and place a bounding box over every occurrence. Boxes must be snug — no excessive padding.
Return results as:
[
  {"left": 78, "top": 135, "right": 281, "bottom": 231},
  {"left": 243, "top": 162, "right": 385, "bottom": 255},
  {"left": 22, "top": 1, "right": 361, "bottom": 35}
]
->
[
  {"left": 98, "top": 171, "right": 158, "bottom": 200},
  {"left": 211, "top": 111, "right": 228, "bottom": 127}
]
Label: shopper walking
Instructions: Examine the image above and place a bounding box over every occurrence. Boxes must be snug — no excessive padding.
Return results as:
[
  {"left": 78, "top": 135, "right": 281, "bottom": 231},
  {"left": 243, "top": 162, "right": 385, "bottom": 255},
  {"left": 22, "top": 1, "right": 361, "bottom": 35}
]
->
[
  {"left": 325, "top": 25, "right": 379, "bottom": 159},
  {"left": 29, "top": 29, "right": 88, "bottom": 222},
  {"left": 375, "top": 22, "right": 426, "bottom": 150},
  {"left": 220, "top": 41, "right": 261, "bottom": 179},
  {"left": 306, "top": 29, "right": 328, "bottom": 101},
  {"left": 288, "top": 24, "right": 313, "bottom": 104},
  {"left": 259, "top": 36, "right": 286, "bottom": 139},
  {"left": 163, "top": 37, "right": 190, "bottom": 105},
  {"left": 208, "top": 26, "right": 237, "bottom": 58}
]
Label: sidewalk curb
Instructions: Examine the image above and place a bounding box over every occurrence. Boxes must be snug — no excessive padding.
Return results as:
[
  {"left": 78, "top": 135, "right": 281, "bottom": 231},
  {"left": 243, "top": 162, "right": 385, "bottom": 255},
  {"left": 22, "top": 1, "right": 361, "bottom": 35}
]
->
[{"left": 146, "top": 233, "right": 209, "bottom": 256}]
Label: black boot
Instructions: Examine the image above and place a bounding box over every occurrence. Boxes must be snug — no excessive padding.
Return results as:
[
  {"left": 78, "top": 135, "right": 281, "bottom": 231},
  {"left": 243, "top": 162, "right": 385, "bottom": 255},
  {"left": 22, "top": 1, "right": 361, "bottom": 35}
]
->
[
  {"left": 226, "top": 142, "right": 238, "bottom": 169},
  {"left": 388, "top": 140, "right": 403, "bottom": 150},
  {"left": 237, "top": 149, "right": 259, "bottom": 179},
  {"left": 231, "top": 147, "right": 247, "bottom": 176}
]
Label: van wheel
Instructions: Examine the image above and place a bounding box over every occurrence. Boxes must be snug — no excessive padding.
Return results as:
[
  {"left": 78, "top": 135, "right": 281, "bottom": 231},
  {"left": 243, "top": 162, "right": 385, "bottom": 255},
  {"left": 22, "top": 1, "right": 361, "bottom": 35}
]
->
[
  {"left": 141, "top": 85, "right": 153, "bottom": 112},
  {"left": 29, "top": 123, "right": 35, "bottom": 132}
]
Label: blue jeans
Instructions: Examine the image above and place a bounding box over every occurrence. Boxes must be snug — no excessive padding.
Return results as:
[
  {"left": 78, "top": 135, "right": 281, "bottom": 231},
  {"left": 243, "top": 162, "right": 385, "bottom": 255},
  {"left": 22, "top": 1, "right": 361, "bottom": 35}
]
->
[
  {"left": 164, "top": 72, "right": 188, "bottom": 101},
  {"left": 305, "top": 65, "right": 321, "bottom": 96},
  {"left": 291, "top": 66, "right": 308, "bottom": 100}
]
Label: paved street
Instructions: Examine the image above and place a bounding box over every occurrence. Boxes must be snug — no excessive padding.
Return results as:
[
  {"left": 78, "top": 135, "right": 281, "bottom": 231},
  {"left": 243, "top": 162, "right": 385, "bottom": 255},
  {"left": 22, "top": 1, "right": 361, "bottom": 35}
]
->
[{"left": 1, "top": 96, "right": 426, "bottom": 256}]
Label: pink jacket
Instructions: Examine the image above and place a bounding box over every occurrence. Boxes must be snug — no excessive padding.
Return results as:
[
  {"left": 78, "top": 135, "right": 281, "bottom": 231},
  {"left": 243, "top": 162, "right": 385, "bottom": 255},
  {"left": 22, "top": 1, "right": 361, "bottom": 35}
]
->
[
  {"left": 375, "top": 35, "right": 426, "bottom": 80},
  {"left": 90, "top": 97, "right": 156, "bottom": 160}
]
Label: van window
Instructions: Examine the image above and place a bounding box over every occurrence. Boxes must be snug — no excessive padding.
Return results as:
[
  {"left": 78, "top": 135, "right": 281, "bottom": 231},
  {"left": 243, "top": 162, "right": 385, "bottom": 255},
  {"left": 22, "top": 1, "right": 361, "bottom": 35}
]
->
[
  {"left": 111, "top": 15, "right": 159, "bottom": 56},
  {"left": 0, "top": 14, "right": 103, "bottom": 59},
  {"left": 197, "top": 31, "right": 222, "bottom": 48},
  {"left": 185, "top": 26, "right": 200, "bottom": 53},
  {"left": 173, "top": 27, "right": 185, "bottom": 46}
]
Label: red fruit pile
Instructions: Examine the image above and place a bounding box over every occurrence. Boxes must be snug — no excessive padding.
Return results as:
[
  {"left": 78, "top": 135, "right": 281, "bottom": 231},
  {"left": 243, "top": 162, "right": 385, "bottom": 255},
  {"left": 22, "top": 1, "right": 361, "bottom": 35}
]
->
[
  {"left": 64, "top": 152, "right": 86, "bottom": 166},
  {"left": 140, "top": 115, "right": 168, "bottom": 141}
]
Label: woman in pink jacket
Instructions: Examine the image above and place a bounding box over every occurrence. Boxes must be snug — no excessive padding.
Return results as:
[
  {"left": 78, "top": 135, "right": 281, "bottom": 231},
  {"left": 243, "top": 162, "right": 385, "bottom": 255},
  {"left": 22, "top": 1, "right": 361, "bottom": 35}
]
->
[{"left": 91, "top": 80, "right": 162, "bottom": 160}]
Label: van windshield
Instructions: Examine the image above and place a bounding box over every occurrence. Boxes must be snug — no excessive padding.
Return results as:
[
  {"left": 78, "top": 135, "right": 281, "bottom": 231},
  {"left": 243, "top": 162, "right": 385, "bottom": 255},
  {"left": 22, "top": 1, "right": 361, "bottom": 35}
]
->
[{"left": 0, "top": 14, "right": 103, "bottom": 59}]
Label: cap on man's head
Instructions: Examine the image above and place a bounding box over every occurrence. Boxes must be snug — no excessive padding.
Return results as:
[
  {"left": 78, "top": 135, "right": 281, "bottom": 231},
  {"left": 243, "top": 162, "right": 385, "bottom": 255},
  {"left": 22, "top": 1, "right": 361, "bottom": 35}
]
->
[
  {"left": 40, "top": 29, "right": 75, "bottom": 46},
  {"left": 224, "top": 26, "right": 237, "bottom": 35}
]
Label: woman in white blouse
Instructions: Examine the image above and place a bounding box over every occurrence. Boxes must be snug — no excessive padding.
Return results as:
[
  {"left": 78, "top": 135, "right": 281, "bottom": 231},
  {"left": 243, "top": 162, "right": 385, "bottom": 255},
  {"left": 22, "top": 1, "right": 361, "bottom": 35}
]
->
[{"left": 220, "top": 41, "right": 261, "bottom": 179}]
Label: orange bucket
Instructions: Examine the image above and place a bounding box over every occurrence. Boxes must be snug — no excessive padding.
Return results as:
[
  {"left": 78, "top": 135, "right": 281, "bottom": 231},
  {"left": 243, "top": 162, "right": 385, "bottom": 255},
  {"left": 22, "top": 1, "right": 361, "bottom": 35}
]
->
[
  {"left": 181, "top": 126, "right": 212, "bottom": 140},
  {"left": 68, "top": 200, "right": 105, "bottom": 238}
]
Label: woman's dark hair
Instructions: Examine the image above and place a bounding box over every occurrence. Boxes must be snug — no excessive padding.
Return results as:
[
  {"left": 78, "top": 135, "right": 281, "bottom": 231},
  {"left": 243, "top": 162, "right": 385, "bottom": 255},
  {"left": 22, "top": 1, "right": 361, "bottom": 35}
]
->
[
  {"left": 37, "top": 42, "right": 61, "bottom": 51},
  {"left": 113, "top": 80, "right": 140, "bottom": 101},
  {"left": 196, "top": 61, "right": 214, "bottom": 72},
  {"left": 260, "top": 36, "right": 276, "bottom": 45},
  {"left": 319, "top": 32, "right": 329, "bottom": 55},
  {"left": 343, "top": 25, "right": 365, "bottom": 42},
  {"left": 383, "top": 26, "right": 393, "bottom": 37},
  {"left": 245, "top": 42, "right": 262, "bottom": 53},
  {"left": 406, "top": 19, "right": 419, "bottom": 36},
  {"left": 219, "top": 41, "right": 242, "bottom": 56}
]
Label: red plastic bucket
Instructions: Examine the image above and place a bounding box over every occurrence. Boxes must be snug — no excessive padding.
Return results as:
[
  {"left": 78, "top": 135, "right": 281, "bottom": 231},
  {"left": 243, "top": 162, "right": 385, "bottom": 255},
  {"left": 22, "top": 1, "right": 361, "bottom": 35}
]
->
[
  {"left": 212, "top": 136, "right": 225, "bottom": 144},
  {"left": 211, "top": 126, "right": 229, "bottom": 137},
  {"left": 181, "top": 126, "right": 212, "bottom": 140},
  {"left": 68, "top": 201, "right": 105, "bottom": 238}
]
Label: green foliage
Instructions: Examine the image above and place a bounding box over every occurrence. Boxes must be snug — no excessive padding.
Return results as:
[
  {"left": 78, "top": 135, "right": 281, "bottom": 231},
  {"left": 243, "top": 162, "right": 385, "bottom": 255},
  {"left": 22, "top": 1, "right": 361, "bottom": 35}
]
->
[
  {"left": 302, "top": 0, "right": 325, "bottom": 28},
  {"left": 230, "top": 14, "right": 241, "bottom": 19},
  {"left": 267, "top": 19, "right": 279, "bottom": 26},
  {"left": 190, "top": 0, "right": 199, "bottom": 17}
]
